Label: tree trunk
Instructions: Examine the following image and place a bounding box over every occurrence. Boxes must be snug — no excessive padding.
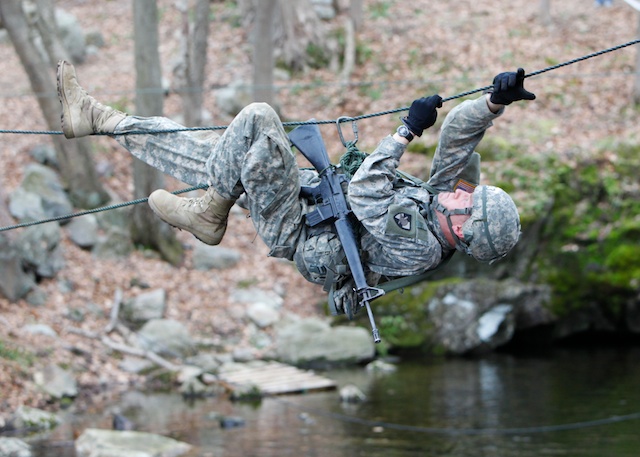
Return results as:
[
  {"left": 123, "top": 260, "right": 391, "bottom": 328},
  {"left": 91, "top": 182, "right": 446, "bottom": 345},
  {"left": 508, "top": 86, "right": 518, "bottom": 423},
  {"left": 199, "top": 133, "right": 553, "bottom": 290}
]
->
[
  {"left": 0, "top": 0, "right": 109, "bottom": 208},
  {"left": 177, "top": 0, "right": 211, "bottom": 127},
  {"left": 539, "top": 0, "right": 551, "bottom": 26},
  {"left": 253, "top": 0, "right": 276, "bottom": 104},
  {"left": 635, "top": 11, "right": 640, "bottom": 105},
  {"left": 240, "top": 0, "right": 325, "bottom": 72},
  {"left": 131, "top": 0, "right": 183, "bottom": 265}
]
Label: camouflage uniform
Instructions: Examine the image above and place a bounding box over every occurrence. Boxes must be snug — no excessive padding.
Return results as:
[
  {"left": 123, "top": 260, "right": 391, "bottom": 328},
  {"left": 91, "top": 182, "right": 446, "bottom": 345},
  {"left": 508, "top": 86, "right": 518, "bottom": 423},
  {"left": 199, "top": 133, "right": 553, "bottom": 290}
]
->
[
  {"left": 116, "top": 103, "right": 309, "bottom": 261},
  {"left": 349, "top": 96, "right": 503, "bottom": 277},
  {"left": 114, "top": 97, "right": 502, "bottom": 285}
]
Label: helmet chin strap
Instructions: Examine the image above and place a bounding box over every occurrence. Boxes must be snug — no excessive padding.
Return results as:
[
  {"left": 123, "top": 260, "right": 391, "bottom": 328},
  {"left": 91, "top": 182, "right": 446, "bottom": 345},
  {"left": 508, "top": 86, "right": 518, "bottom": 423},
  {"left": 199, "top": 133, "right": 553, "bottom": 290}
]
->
[{"left": 432, "top": 195, "right": 473, "bottom": 256}]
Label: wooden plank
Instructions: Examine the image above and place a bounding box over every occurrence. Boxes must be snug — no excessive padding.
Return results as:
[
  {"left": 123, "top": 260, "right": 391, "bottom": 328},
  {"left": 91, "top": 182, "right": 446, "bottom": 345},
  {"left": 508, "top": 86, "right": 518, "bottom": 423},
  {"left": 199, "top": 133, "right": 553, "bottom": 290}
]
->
[{"left": 218, "top": 361, "right": 337, "bottom": 395}]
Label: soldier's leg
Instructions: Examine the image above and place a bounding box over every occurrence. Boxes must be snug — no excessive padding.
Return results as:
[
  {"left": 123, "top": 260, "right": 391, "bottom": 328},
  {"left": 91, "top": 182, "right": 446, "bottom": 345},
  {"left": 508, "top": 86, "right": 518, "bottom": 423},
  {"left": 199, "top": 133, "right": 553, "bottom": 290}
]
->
[
  {"left": 114, "top": 116, "right": 218, "bottom": 187},
  {"left": 149, "top": 103, "right": 306, "bottom": 257},
  {"left": 204, "top": 102, "right": 306, "bottom": 259}
]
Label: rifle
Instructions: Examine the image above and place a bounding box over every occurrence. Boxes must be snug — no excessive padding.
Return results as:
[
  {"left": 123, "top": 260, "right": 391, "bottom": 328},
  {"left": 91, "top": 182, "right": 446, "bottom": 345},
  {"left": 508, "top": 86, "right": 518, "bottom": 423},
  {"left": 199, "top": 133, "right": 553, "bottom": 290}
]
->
[{"left": 289, "top": 122, "right": 384, "bottom": 344}]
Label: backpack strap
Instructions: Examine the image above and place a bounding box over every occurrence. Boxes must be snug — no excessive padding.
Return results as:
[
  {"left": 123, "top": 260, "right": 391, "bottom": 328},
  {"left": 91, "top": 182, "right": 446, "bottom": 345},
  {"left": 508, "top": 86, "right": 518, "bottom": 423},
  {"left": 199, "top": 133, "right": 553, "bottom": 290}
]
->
[{"left": 378, "top": 250, "right": 454, "bottom": 293}]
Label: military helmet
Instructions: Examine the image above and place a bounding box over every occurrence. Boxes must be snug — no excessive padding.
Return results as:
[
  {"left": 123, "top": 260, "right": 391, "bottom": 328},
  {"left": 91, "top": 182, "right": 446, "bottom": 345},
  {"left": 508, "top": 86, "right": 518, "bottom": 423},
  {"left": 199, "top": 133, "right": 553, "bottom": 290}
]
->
[{"left": 460, "top": 185, "right": 521, "bottom": 263}]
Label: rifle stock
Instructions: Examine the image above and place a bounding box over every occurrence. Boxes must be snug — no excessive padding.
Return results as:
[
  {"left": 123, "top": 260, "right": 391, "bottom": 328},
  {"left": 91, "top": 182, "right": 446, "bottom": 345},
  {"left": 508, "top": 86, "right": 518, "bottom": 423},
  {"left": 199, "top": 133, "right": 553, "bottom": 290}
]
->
[{"left": 289, "top": 122, "right": 384, "bottom": 343}]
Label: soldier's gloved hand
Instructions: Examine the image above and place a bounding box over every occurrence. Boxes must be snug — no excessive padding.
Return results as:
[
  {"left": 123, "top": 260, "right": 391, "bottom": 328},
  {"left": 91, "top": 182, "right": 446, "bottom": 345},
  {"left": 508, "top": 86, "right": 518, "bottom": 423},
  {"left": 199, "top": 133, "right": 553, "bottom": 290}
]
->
[
  {"left": 402, "top": 94, "right": 443, "bottom": 137},
  {"left": 330, "top": 279, "right": 358, "bottom": 319},
  {"left": 490, "top": 68, "right": 536, "bottom": 105}
]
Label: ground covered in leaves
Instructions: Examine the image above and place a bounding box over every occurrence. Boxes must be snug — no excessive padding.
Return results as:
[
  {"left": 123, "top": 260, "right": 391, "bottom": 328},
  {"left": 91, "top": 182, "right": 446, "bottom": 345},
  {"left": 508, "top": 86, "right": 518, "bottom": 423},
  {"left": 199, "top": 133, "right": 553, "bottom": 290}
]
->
[{"left": 0, "top": 0, "right": 638, "bottom": 415}]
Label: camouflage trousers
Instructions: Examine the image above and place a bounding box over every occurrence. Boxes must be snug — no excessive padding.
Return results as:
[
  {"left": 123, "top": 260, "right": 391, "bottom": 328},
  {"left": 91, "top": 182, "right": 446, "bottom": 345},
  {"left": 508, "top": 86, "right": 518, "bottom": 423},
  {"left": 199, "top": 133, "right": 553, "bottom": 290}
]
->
[{"left": 115, "top": 103, "right": 307, "bottom": 260}]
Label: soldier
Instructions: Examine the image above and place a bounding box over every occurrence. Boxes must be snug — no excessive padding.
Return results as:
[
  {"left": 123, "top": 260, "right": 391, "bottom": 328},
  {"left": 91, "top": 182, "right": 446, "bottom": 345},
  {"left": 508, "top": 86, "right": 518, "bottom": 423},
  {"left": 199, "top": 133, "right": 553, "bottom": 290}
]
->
[{"left": 57, "top": 61, "right": 535, "bottom": 313}]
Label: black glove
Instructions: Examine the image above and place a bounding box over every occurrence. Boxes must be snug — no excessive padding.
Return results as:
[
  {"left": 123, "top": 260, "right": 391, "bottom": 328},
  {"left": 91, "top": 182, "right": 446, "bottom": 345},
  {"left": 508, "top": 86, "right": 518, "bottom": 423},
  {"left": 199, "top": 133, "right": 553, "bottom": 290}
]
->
[
  {"left": 489, "top": 68, "right": 536, "bottom": 105},
  {"left": 402, "top": 94, "right": 443, "bottom": 137}
]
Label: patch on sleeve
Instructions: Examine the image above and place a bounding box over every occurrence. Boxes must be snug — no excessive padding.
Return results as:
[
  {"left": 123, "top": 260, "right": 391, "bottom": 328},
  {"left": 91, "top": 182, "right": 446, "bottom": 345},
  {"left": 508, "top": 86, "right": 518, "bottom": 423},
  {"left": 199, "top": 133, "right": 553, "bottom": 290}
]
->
[
  {"left": 394, "top": 212, "right": 412, "bottom": 231},
  {"left": 453, "top": 179, "right": 476, "bottom": 193},
  {"left": 385, "top": 205, "right": 418, "bottom": 238}
]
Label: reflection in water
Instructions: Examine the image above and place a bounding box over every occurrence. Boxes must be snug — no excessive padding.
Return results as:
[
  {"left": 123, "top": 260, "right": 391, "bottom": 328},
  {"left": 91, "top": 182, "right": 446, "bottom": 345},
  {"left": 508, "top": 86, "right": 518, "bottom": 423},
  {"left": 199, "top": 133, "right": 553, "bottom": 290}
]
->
[{"left": 30, "top": 346, "right": 640, "bottom": 457}]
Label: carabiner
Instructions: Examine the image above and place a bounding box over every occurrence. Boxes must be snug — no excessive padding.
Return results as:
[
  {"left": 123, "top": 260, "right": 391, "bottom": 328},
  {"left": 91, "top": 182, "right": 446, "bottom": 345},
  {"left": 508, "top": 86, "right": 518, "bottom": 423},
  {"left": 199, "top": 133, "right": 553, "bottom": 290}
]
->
[{"left": 336, "top": 116, "right": 358, "bottom": 147}]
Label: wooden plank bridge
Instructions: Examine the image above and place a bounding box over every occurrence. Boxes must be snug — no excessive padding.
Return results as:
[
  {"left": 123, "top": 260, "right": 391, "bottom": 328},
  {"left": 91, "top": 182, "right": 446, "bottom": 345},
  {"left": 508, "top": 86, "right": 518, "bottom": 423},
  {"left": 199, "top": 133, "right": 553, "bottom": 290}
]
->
[{"left": 217, "top": 361, "right": 337, "bottom": 396}]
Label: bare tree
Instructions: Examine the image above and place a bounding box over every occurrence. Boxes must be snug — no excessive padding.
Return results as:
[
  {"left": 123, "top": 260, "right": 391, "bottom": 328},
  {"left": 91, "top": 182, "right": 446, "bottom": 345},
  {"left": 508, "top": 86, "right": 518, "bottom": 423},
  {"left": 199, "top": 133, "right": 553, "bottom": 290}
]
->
[
  {"left": 253, "top": 0, "right": 277, "bottom": 104},
  {"left": 0, "top": 0, "right": 109, "bottom": 208},
  {"left": 239, "top": 0, "right": 327, "bottom": 72},
  {"left": 174, "top": 0, "right": 211, "bottom": 127},
  {"left": 131, "top": 0, "right": 183, "bottom": 265},
  {"left": 539, "top": 0, "right": 551, "bottom": 26},
  {"left": 340, "top": 0, "right": 363, "bottom": 83},
  {"left": 635, "top": 10, "right": 640, "bottom": 105}
]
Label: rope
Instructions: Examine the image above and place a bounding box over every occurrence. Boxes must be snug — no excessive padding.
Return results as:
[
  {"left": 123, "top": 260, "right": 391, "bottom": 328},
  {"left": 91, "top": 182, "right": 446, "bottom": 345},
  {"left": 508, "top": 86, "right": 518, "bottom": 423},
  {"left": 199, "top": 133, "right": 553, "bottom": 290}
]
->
[
  {"left": 0, "top": 185, "right": 207, "bottom": 233},
  {"left": 0, "top": 38, "right": 638, "bottom": 232},
  {"left": 0, "top": 38, "right": 637, "bottom": 138},
  {"left": 275, "top": 396, "right": 640, "bottom": 436}
]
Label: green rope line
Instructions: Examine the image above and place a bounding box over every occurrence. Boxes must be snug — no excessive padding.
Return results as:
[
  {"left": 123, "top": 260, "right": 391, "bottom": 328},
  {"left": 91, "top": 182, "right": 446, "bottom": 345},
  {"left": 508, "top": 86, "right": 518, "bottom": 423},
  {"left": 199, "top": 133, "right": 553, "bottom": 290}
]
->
[
  {"left": 0, "top": 39, "right": 637, "bottom": 137},
  {"left": 0, "top": 184, "right": 207, "bottom": 233},
  {"left": 0, "top": 38, "right": 638, "bottom": 232}
]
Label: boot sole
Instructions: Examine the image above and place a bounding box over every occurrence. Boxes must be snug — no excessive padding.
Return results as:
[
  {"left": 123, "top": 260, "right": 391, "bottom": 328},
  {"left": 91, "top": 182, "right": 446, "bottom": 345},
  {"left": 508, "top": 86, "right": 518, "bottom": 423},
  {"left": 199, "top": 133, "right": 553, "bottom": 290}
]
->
[{"left": 56, "top": 61, "right": 76, "bottom": 139}]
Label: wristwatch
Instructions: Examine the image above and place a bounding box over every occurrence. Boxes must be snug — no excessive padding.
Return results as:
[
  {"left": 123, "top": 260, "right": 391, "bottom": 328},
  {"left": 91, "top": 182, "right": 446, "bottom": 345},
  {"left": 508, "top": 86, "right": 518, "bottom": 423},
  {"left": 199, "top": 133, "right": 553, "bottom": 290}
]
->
[{"left": 396, "top": 124, "right": 414, "bottom": 142}]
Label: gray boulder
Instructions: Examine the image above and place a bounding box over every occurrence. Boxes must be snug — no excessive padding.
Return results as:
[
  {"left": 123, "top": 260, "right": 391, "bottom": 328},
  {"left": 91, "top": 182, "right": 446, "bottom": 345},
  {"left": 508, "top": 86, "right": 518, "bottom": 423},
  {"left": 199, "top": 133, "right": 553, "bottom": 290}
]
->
[
  {"left": 121, "top": 289, "right": 167, "bottom": 326},
  {"left": 275, "top": 318, "right": 375, "bottom": 366},
  {"left": 75, "top": 429, "right": 191, "bottom": 457},
  {"left": 12, "top": 406, "right": 60, "bottom": 431},
  {"left": 0, "top": 438, "right": 31, "bottom": 457},
  {"left": 66, "top": 215, "right": 99, "bottom": 249},
  {"left": 138, "top": 319, "right": 196, "bottom": 358},
  {"left": 18, "top": 224, "right": 64, "bottom": 278},
  {"left": 0, "top": 237, "right": 34, "bottom": 301},
  {"left": 192, "top": 245, "right": 241, "bottom": 270},
  {"left": 14, "top": 164, "right": 73, "bottom": 220},
  {"left": 33, "top": 364, "right": 77, "bottom": 399},
  {"left": 55, "top": 9, "right": 86, "bottom": 64}
]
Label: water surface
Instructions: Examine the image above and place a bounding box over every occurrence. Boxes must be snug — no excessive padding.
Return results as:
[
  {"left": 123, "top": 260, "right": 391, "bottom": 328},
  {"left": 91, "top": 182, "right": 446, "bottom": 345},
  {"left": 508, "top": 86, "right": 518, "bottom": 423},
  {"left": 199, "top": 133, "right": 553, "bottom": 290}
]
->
[{"left": 30, "top": 345, "right": 640, "bottom": 457}]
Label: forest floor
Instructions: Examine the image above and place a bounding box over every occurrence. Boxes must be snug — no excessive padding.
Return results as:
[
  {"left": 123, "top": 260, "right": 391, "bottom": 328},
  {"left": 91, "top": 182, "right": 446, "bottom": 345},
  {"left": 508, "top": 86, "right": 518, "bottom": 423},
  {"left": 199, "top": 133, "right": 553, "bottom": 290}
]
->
[{"left": 0, "top": 0, "right": 638, "bottom": 416}]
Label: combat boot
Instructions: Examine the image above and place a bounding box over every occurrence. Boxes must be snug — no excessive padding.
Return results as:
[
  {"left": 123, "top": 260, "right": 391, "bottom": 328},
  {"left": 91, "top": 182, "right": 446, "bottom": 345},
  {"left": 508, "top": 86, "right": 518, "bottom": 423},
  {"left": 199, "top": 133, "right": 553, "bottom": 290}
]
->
[
  {"left": 148, "top": 187, "right": 236, "bottom": 245},
  {"left": 57, "top": 60, "right": 126, "bottom": 139}
]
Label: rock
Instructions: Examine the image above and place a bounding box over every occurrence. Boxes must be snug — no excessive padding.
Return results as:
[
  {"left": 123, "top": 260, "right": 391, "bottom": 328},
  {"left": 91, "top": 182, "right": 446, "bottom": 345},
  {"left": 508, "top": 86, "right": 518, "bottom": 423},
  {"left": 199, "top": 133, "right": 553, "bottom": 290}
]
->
[
  {"left": 0, "top": 237, "right": 34, "bottom": 301},
  {"left": 28, "top": 144, "right": 58, "bottom": 168},
  {"left": 121, "top": 289, "right": 167, "bottom": 325},
  {"left": 119, "top": 357, "right": 155, "bottom": 374},
  {"left": 626, "top": 298, "right": 640, "bottom": 333},
  {"left": 0, "top": 437, "right": 31, "bottom": 457},
  {"left": 18, "top": 224, "right": 64, "bottom": 279},
  {"left": 246, "top": 302, "right": 280, "bottom": 328},
  {"left": 55, "top": 9, "right": 86, "bottom": 64},
  {"left": 215, "top": 80, "right": 252, "bottom": 117},
  {"left": 275, "top": 318, "right": 375, "bottom": 366},
  {"left": 219, "top": 416, "right": 246, "bottom": 429},
  {"left": 20, "top": 324, "right": 58, "bottom": 338},
  {"left": 231, "top": 287, "right": 284, "bottom": 309},
  {"left": 311, "top": 0, "right": 336, "bottom": 19},
  {"left": 477, "top": 304, "right": 515, "bottom": 345},
  {"left": 75, "top": 428, "right": 191, "bottom": 457},
  {"left": 112, "top": 414, "right": 135, "bottom": 431},
  {"left": 8, "top": 188, "right": 46, "bottom": 222},
  {"left": 12, "top": 406, "right": 60, "bottom": 431},
  {"left": 137, "top": 319, "right": 196, "bottom": 358},
  {"left": 16, "top": 164, "right": 73, "bottom": 220},
  {"left": 66, "top": 215, "right": 99, "bottom": 249},
  {"left": 192, "top": 244, "right": 241, "bottom": 270},
  {"left": 339, "top": 384, "right": 366, "bottom": 403},
  {"left": 92, "top": 226, "right": 134, "bottom": 259},
  {"left": 365, "top": 360, "right": 397, "bottom": 374},
  {"left": 428, "top": 293, "right": 516, "bottom": 354},
  {"left": 33, "top": 364, "right": 78, "bottom": 399}
]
